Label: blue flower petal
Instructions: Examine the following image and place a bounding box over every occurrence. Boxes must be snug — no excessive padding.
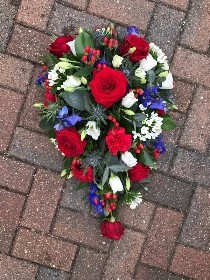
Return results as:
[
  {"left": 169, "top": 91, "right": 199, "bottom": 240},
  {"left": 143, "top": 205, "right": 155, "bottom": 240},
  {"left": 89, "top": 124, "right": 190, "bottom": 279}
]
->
[
  {"left": 127, "top": 26, "right": 141, "bottom": 36},
  {"left": 54, "top": 123, "right": 64, "bottom": 131},
  {"left": 58, "top": 106, "right": 68, "bottom": 119}
]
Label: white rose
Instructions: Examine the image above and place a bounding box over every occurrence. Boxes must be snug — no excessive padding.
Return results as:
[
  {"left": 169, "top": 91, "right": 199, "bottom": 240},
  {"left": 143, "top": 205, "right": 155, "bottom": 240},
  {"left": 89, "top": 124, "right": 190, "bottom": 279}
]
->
[
  {"left": 135, "top": 67, "right": 146, "bottom": 79},
  {"left": 66, "top": 39, "right": 76, "bottom": 56},
  {"left": 121, "top": 152, "right": 137, "bottom": 168},
  {"left": 86, "top": 121, "right": 100, "bottom": 140},
  {"left": 140, "top": 54, "right": 157, "bottom": 72},
  {"left": 159, "top": 72, "right": 173, "bottom": 89},
  {"left": 112, "top": 55, "right": 124, "bottom": 68},
  {"left": 122, "top": 91, "right": 138, "bottom": 108},
  {"left": 61, "top": 75, "right": 81, "bottom": 90},
  {"left": 109, "top": 175, "right": 124, "bottom": 194}
]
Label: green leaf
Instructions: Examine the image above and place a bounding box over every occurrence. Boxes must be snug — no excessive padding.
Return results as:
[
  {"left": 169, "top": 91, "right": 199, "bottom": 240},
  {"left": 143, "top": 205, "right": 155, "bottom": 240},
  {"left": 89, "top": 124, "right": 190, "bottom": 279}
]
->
[
  {"left": 146, "top": 70, "right": 155, "bottom": 83},
  {"left": 39, "top": 118, "right": 55, "bottom": 131},
  {"left": 74, "top": 66, "right": 93, "bottom": 77},
  {"left": 102, "top": 167, "right": 110, "bottom": 187},
  {"left": 161, "top": 114, "right": 176, "bottom": 131},
  {"left": 137, "top": 150, "right": 157, "bottom": 169},
  {"left": 104, "top": 152, "right": 112, "bottom": 165},
  {"left": 75, "top": 32, "right": 95, "bottom": 59},
  {"left": 109, "top": 164, "right": 130, "bottom": 172},
  {"left": 120, "top": 117, "right": 133, "bottom": 133},
  {"left": 83, "top": 91, "right": 93, "bottom": 113},
  {"left": 62, "top": 89, "right": 89, "bottom": 111}
]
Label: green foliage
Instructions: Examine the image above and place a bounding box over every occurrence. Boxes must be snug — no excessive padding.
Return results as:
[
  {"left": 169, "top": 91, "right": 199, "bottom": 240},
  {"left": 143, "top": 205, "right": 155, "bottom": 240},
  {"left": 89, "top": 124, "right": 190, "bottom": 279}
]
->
[
  {"left": 62, "top": 89, "right": 89, "bottom": 111},
  {"left": 134, "top": 113, "right": 147, "bottom": 127},
  {"left": 39, "top": 118, "right": 55, "bottom": 131},
  {"left": 137, "top": 149, "right": 157, "bottom": 169},
  {"left": 161, "top": 114, "right": 176, "bottom": 131},
  {"left": 42, "top": 54, "right": 59, "bottom": 69},
  {"left": 146, "top": 70, "right": 155, "bottom": 83},
  {"left": 74, "top": 66, "right": 93, "bottom": 77},
  {"left": 75, "top": 32, "right": 95, "bottom": 59}
]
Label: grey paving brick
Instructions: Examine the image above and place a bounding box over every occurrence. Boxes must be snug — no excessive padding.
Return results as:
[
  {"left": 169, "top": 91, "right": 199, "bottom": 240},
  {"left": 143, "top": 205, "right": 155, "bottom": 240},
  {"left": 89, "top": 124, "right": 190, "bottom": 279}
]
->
[{"left": 36, "top": 267, "right": 69, "bottom": 280}]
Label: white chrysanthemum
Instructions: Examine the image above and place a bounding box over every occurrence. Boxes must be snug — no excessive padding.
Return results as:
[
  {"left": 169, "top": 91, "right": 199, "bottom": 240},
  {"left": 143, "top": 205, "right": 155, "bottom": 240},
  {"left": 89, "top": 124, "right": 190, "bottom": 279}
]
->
[{"left": 128, "top": 193, "right": 143, "bottom": 209}]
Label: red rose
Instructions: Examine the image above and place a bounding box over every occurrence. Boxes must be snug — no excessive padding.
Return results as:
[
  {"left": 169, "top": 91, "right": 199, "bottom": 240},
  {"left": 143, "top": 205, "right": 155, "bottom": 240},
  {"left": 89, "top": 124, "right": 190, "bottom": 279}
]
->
[
  {"left": 101, "top": 221, "right": 125, "bottom": 240},
  {"left": 71, "top": 160, "right": 93, "bottom": 182},
  {"left": 56, "top": 128, "right": 86, "bottom": 157},
  {"left": 89, "top": 67, "right": 127, "bottom": 108},
  {"left": 105, "top": 127, "right": 132, "bottom": 155},
  {"left": 120, "top": 35, "right": 149, "bottom": 62},
  {"left": 128, "top": 163, "right": 150, "bottom": 182},
  {"left": 48, "top": 35, "right": 74, "bottom": 58}
]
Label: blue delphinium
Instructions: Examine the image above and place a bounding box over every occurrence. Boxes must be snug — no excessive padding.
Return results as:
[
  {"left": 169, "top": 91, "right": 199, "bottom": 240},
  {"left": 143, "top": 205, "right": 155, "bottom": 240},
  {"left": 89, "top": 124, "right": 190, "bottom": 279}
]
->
[
  {"left": 88, "top": 183, "right": 104, "bottom": 215},
  {"left": 35, "top": 72, "right": 48, "bottom": 86},
  {"left": 139, "top": 86, "right": 166, "bottom": 111},
  {"left": 127, "top": 26, "right": 141, "bottom": 36},
  {"left": 54, "top": 106, "right": 82, "bottom": 131},
  {"left": 154, "top": 135, "right": 166, "bottom": 154}
]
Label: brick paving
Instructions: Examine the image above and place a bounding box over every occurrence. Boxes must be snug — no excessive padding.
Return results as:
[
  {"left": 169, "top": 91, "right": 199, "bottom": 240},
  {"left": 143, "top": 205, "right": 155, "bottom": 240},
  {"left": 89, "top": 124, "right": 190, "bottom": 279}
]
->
[{"left": 0, "top": 0, "right": 210, "bottom": 279}]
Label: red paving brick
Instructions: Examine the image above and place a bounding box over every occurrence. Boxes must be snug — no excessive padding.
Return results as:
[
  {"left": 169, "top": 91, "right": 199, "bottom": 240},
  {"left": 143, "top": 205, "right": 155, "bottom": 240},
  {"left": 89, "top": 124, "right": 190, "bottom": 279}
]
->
[
  {"left": 103, "top": 230, "right": 145, "bottom": 279},
  {"left": 0, "top": 155, "right": 34, "bottom": 193},
  {"left": 159, "top": 0, "right": 189, "bottom": 10},
  {"left": 171, "top": 245, "right": 210, "bottom": 279},
  {"left": 0, "top": 189, "right": 25, "bottom": 253},
  {"left": 53, "top": 208, "right": 111, "bottom": 251},
  {"left": 173, "top": 80, "right": 194, "bottom": 113},
  {"left": 88, "top": 0, "right": 155, "bottom": 31},
  {"left": 21, "top": 169, "right": 64, "bottom": 232},
  {"left": 7, "top": 24, "right": 51, "bottom": 63},
  {"left": 0, "top": 254, "right": 38, "bottom": 280},
  {"left": 0, "top": 88, "right": 23, "bottom": 152},
  {"left": 12, "top": 228, "right": 77, "bottom": 271},
  {"left": 181, "top": 0, "right": 210, "bottom": 52},
  {"left": 118, "top": 201, "right": 155, "bottom": 231},
  {"left": 17, "top": 0, "right": 54, "bottom": 31},
  {"left": 179, "top": 86, "right": 210, "bottom": 153},
  {"left": 172, "top": 47, "right": 210, "bottom": 86},
  {"left": 0, "top": 54, "right": 33, "bottom": 93},
  {"left": 141, "top": 207, "right": 184, "bottom": 269}
]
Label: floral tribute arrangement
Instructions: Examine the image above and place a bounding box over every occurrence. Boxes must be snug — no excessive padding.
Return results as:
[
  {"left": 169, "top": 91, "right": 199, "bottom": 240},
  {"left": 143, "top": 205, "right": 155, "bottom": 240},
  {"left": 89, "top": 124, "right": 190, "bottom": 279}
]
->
[{"left": 35, "top": 24, "right": 176, "bottom": 240}]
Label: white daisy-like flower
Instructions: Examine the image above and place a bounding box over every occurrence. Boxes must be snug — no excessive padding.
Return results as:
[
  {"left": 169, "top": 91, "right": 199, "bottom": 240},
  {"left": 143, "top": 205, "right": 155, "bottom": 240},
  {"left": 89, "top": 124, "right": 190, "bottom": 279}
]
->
[{"left": 128, "top": 193, "right": 143, "bottom": 209}]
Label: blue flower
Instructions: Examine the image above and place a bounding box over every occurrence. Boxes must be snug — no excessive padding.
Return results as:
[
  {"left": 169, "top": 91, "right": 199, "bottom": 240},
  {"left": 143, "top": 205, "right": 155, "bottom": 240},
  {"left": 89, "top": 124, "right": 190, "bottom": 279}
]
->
[
  {"left": 58, "top": 106, "right": 68, "bottom": 120},
  {"left": 88, "top": 183, "right": 104, "bottom": 215},
  {"left": 127, "top": 26, "right": 141, "bottom": 36},
  {"left": 63, "top": 114, "right": 83, "bottom": 126},
  {"left": 54, "top": 123, "right": 64, "bottom": 131},
  {"left": 90, "top": 183, "right": 98, "bottom": 193},
  {"left": 139, "top": 86, "right": 166, "bottom": 111},
  {"left": 54, "top": 106, "right": 83, "bottom": 130},
  {"left": 35, "top": 72, "right": 48, "bottom": 85},
  {"left": 154, "top": 135, "right": 166, "bottom": 154}
]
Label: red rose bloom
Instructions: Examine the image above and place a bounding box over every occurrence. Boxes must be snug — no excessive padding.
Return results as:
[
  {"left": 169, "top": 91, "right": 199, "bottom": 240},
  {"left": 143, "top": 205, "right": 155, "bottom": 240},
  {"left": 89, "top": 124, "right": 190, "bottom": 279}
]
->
[
  {"left": 101, "top": 221, "right": 125, "bottom": 240},
  {"left": 48, "top": 35, "right": 74, "bottom": 58},
  {"left": 89, "top": 67, "right": 127, "bottom": 108},
  {"left": 105, "top": 127, "right": 132, "bottom": 155},
  {"left": 56, "top": 128, "right": 86, "bottom": 157},
  {"left": 128, "top": 163, "right": 150, "bottom": 182},
  {"left": 71, "top": 160, "right": 93, "bottom": 182},
  {"left": 120, "top": 35, "right": 149, "bottom": 62}
]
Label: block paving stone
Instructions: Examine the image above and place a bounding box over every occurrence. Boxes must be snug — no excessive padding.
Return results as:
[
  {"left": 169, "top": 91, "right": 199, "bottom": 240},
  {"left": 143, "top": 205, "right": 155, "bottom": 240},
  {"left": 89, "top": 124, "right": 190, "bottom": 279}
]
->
[
  {"left": 0, "top": 87, "right": 23, "bottom": 152},
  {"left": 103, "top": 230, "right": 145, "bottom": 280},
  {"left": 179, "top": 186, "right": 210, "bottom": 250},
  {"left": 142, "top": 172, "right": 193, "bottom": 210},
  {"left": 141, "top": 207, "right": 184, "bottom": 269},
  {"left": 71, "top": 247, "right": 106, "bottom": 280},
  {"left": 179, "top": 86, "right": 210, "bottom": 153},
  {"left": 88, "top": 0, "right": 155, "bottom": 31},
  {"left": 181, "top": 0, "right": 210, "bottom": 52},
  {"left": 53, "top": 207, "right": 111, "bottom": 251},
  {"left": 36, "top": 267, "right": 69, "bottom": 280},
  {"left": 159, "top": 0, "right": 189, "bottom": 10},
  {"left": 62, "top": 0, "right": 88, "bottom": 10},
  {"left": 0, "top": 54, "right": 34, "bottom": 93},
  {"left": 12, "top": 228, "right": 77, "bottom": 271},
  {"left": 146, "top": 5, "right": 185, "bottom": 61},
  {"left": 0, "top": 254, "right": 38, "bottom": 280},
  {"left": 9, "top": 127, "right": 64, "bottom": 171},
  {"left": 171, "top": 245, "right": 210, "bottom": 280},
  {"left": 0, "top": 189, "right": 25, "bottom": 253},
  {"left": 172, "top": 47, "right": 210, "bottom": 86},
  {"left": 7, "top": 24, "right": 51, "bottom": 63},
  {"left": 0, "top": 155, "right": 35, "bottom": 193},
  {"left": 21, "top": 169, "right": 65, "bottom": 232},
  {"left": 16, "top": 0, "right": 55, "bottom": 31}
]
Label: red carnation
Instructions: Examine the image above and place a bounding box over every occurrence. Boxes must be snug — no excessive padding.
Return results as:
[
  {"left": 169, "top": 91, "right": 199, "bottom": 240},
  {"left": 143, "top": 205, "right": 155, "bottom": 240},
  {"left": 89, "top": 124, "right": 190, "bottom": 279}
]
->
[
  {"left": 105, "top": 127, "right": 132, "bottom": 155},
  {"left": 128, "top": 163, "right": 150, "bottom": 182},
  {"left": 44, "top": 87, "right": 56, "bottom": 107},
  {"left": 71, "top": 160, "right": 93, "bottom": 182},
  {"left": 48, "top": 35, "right": 75, "bottom": 58},
  {"left": 101, "top": 221, "right": 125, "bottom": 240},
  {"left": 56, "top": 128, "right": 86, "bottom": 157},
  {"left": 120, "top": 34, "right": 149, "bottom": 62},
  {"left": 89, "top": 67, "right": 127, "bottom": 108}
]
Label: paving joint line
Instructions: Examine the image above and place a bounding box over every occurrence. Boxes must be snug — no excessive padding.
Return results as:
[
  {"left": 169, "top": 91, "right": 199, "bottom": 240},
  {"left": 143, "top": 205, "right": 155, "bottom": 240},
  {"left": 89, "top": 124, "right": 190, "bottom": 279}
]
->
[{"left": 147, "top": 0, "right": 189, "bottom": 13}]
